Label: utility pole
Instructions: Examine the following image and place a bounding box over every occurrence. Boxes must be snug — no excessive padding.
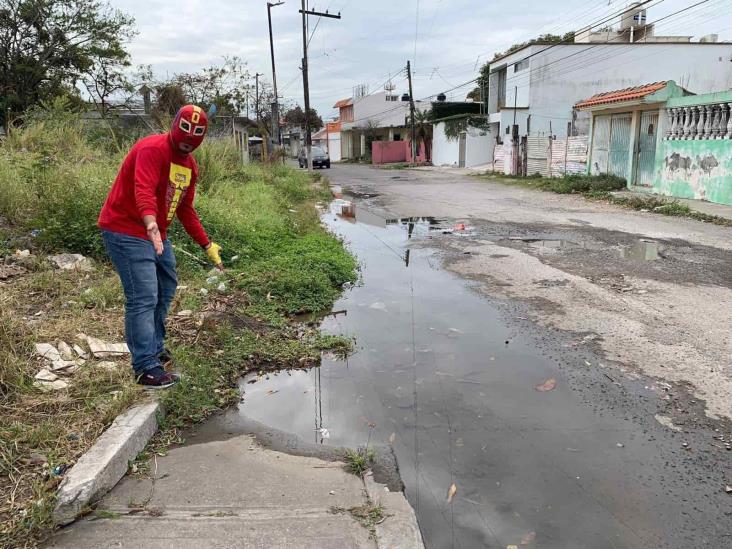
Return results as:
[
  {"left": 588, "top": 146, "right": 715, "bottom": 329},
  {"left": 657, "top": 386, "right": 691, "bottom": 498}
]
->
[
  {"left": 267, "top": 2, "right": 284, "bottom": 152},
  {"left": 255, "top": 73, "right": 263, "bottom": 125},
  {"left": 300, "top": 2, "right": 341, "bottom": 171},
  {"left": 406, "top": 60, "right": 417, "bottom": 165}
]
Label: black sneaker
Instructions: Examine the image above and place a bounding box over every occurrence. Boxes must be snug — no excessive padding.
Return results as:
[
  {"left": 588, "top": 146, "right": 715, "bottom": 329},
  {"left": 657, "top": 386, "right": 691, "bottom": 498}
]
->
[{"left": 136, "top": 367, "right": 180, "bottom": 389}]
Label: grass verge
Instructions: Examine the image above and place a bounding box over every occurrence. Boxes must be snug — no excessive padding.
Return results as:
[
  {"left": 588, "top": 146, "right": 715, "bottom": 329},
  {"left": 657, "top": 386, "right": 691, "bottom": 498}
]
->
[
  {"left": 0, "top": 109, "right": 357, "bottom": 547},
  {"left": 477, "top": 171, "right": 732, "bottom": 226}
]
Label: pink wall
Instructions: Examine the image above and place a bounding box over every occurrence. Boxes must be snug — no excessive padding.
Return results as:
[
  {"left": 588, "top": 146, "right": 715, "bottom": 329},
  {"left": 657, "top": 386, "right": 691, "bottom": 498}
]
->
[
  {"left": 406, "top": 140, "right": 427, "bottom": 163},
  {"left": 372, "top": 141, "right": 407, "bottom": 165}
]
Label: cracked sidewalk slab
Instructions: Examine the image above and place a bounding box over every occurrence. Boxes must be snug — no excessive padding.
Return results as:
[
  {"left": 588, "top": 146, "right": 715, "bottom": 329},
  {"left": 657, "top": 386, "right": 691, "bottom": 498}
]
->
[{"left": 47, "top": 434, "right": 423, "bottom": 549}]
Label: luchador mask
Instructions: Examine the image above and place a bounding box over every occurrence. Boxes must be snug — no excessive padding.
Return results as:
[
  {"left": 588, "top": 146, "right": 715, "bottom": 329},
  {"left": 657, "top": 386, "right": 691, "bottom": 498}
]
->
[{"left": 170, "top": 105, "right": 208, "bottom": 154}]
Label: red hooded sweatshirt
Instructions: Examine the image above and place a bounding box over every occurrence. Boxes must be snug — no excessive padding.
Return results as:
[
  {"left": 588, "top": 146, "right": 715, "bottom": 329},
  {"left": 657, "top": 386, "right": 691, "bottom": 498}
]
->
[{"left": 98, "top": 133, "right": 209, "bottom": 247}]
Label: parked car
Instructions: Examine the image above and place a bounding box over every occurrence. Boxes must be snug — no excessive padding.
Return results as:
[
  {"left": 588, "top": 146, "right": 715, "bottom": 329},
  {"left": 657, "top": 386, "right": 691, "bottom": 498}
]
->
[{"left": 298, "top": 146, "right": 330, "bottom": 169}]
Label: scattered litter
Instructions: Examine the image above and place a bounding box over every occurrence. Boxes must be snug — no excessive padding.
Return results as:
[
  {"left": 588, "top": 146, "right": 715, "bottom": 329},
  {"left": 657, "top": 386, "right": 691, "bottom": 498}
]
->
[
  {"left": 176, "top": 310, "right": 193, "bottom": 317},
  {"left": 654, "top": 414, "right": 683, "bottom": 432},
  {"left": 317, "top": 428, "right": 330, "bottom": 439},
  {"left": 231, "top": 255, "right": 239, "bottom": 261},
  {"left": 77, "top": 334, "right": 129, "bottom": 358},
  {"left": 48, "top": 253, "right": 93, "bottom": 271},
  {"left": 455, "top": 438, "right": 464, "bottom": 447},
  {"left": 616, "top": 443, "right": 624, "bottom": 448},
  {"left": 73, "top": 344, "right": 88, "bottom": 359},
  {"left": 447, "top": 483, "right": 457, "bottom": 503},
  {"left": 508, "top": 546, "right": 519, "bottom": 549},
  {"left": 217, "top": 282, "right": 226, "bottom": 292},
  {"left": 97, "top": 361, "right": 119, "bottom": 371},
  {"left": 15, "top": 249, "right": 31, "bottom": 258},
  {"left": 35, "top": 343, "right": 62, "bottom": 363},
  {"left": 725, "top": 485, "right": 732, "bottom": 494},
  {"left": 266, "top": 389, "right": 279, "bottom": 395},
  {"left": 520, "top": 532, "right": 536, "bottom": 545},
  {"left": 535, "top": 378, "right": 557, "bottom": 392},
  {"left": 200, "top": 288, "right": 209, "bottom": 296},
  {"left": 329, "top": 490, "right": 335, "bottom": 495},
  {"left": 454, "top": 223, "right": 466, "bottom": 231},
  {"left": 206, "top": 276, "right": 219, "bottom": 285},
  {"left": 388, "top": 432, "right": 396, "bottom": 444},
  {"left": 177, "top": 285, "right": 189, "bottom": 290},
  {"left": 35, "top": 369, "right": 58, "bottom": 382},
  {"left": 57, "top": 341, "right": 75, "bottom": 361},
  {"left": 34, "top": 379, "right": 69, "bottom": 391}
]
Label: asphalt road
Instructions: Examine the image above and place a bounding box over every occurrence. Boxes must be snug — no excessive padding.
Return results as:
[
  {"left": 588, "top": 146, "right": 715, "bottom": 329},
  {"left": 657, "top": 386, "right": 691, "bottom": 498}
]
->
[{"left": 242, "top": 162, "right": 732, "bottom": 548}]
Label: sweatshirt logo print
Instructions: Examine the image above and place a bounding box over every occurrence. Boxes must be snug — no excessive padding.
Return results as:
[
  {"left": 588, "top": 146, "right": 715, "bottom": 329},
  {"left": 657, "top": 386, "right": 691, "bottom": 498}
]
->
[{"left": 167, "top": 163, "right": 192, "bottom": 221}]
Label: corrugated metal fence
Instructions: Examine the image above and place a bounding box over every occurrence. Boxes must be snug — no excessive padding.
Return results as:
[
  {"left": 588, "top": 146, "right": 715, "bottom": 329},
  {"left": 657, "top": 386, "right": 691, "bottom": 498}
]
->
[{"left": 488, "top": 136, "right": 588, "bottom": 176}]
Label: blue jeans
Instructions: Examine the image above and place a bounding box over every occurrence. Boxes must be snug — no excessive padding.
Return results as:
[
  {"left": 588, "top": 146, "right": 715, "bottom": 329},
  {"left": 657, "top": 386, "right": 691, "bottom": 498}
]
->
[{"left": 101, "top": 230, "right": 178, "bottom": 375}]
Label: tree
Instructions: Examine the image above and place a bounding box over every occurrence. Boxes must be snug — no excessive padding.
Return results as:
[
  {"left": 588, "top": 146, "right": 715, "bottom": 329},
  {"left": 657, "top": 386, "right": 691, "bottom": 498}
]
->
[
  {"left": 172, "top": 56, "right": 251, "bottom": 115},
  {"left": 0, "top": 0, "right": 136, "bottom": 126},
  {"left": 467, "top": 32, "right": 575, "bottom": 101},
  {"left": 283, "top": 105, "right": 323, "bottom": 133}
]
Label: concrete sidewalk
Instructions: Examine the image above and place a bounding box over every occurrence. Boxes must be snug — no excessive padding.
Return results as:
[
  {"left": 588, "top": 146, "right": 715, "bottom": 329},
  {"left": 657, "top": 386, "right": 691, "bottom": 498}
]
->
[{"left": 47, "top": 434, "right": 420, "bottom": 548}]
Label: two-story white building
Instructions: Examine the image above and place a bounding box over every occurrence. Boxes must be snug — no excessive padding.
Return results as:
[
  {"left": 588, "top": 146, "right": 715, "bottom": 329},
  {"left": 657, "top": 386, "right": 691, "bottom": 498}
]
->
[
  {"left": 484, "top": 3, "right": 732, "bottom": 164},
  {"left": 338, "top": 90, "right": 428, "bottom": 161}
]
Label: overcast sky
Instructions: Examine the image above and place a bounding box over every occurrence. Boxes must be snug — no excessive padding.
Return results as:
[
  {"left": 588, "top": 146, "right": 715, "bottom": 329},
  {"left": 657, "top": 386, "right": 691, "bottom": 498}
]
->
[{"left": 112, "top": 0, "right": 731, "bottom": 118}]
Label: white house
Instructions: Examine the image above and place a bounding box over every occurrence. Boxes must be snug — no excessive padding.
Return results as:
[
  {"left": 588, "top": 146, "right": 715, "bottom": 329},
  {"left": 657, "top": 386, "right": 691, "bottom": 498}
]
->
[
  {"left": 339, "top": 90, "right": 428, "bottom": 161},
  {"left": 485, "top": 4, "right": 732, "bottom": 147}
]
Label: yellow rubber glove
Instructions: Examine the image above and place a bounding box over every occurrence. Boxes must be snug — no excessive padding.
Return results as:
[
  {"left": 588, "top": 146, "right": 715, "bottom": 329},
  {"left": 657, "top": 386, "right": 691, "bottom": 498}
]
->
[{"left": 205, "top": 242, "right": 223, "bottom": 270}]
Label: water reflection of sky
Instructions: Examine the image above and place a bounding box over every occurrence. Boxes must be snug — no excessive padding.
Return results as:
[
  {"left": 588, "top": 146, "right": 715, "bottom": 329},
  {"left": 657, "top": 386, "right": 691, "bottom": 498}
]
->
[{"left": 231, "top": 203, "right": 717, "bottom": 549}]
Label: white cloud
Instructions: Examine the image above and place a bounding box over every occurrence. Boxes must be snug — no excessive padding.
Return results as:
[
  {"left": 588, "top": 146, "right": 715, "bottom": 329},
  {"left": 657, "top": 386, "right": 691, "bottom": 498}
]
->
[{"left": 112, "top": 0, "right": 732, "bottom": 117}]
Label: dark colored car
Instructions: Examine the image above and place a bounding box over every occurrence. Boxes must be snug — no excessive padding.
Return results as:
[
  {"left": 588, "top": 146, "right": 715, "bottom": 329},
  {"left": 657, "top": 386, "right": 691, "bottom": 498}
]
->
[{"left": 298, "top": 146, "right": 330, "bottom": 169}]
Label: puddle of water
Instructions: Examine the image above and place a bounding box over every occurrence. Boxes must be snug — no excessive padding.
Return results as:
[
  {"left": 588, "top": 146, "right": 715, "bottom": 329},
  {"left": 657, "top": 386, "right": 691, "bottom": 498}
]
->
[
  {"left": 619, "top": 239, "right": 662, "bottom": 261},
  {"left": 205, "top": 204, "right": 723, "bottom": 549}
]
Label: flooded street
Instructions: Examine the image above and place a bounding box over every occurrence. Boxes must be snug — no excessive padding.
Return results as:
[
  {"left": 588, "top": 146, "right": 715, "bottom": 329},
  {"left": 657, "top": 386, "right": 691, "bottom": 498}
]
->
[{"left": 202, "top": 184, "right": 731, "bottom": 548}]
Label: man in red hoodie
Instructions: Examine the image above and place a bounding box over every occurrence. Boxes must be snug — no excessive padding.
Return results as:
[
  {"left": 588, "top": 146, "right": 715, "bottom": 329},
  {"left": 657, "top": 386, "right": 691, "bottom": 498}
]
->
[{"left": 99, "top": 104, "right": 222, "bottom": 388}]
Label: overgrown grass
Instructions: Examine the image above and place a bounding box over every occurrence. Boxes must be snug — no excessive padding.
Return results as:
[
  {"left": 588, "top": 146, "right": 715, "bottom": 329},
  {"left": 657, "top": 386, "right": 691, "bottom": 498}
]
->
[
  {"left": 478, "top": 171, "right": 732, "bottom": 226},
  {"left": 0, "top": 111, "right": 357, "bottom": 546}
]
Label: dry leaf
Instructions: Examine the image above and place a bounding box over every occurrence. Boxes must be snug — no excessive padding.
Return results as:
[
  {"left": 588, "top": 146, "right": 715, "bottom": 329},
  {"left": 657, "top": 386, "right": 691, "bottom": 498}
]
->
[
  {"left": 447, "top": 483, "right": 457, "bottom": 503},
  {"left": 388, "top": 432, "right": 396, "bottom": 444},
  {"left": 535, "top": 378, "right": 556, "bottom": 392}
]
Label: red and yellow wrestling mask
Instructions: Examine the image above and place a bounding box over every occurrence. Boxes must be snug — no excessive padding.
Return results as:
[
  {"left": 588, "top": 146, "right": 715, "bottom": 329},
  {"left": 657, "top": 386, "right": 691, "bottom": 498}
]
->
[{"left": 170, "top": 105, "right": 208, "bottom": 154}]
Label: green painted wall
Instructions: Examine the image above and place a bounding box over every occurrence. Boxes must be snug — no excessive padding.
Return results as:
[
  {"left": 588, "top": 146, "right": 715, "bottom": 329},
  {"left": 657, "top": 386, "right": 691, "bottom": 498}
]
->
[{"left": 653, "top": 139, "right": 732, "bottom": 205}]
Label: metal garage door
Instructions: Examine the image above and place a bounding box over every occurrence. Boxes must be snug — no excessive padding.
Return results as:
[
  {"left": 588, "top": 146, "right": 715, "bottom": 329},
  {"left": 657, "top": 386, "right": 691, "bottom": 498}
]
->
[
  {"left": 608, "top": 113, "right": 632, "bottom": 181},
  {"left": 590, "top": 115, "right": 610, "bottom": 175},
  {"left": 634, "top": 110, "right": 659, "bottom": 187},
  {"left": 590, "top": 113, "right": 632, "bottom": 181}
]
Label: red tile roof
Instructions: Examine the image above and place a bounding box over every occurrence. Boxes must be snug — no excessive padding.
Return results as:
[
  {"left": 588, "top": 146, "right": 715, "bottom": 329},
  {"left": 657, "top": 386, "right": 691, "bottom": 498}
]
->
[
  {"left": 575, "top": 81, "right": 667, "bottom": 109},
  {"left": 333, "top": 97, "right": 353, "bottom": 108}
]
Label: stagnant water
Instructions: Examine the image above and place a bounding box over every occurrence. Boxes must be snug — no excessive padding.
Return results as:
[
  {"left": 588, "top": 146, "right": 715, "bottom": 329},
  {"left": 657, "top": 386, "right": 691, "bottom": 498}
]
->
[{"left": 203, "top": 200, "right": 728, "bottom": 548}]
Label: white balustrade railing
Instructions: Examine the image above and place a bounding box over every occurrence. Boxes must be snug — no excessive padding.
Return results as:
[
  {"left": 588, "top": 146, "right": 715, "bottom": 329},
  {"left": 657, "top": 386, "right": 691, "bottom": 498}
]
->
[{"left": 666, "top": 103, "right": 732, "bottom": 140}]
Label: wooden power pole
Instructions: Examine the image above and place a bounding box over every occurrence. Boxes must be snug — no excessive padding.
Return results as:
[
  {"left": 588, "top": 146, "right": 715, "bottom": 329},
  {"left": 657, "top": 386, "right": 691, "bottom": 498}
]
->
[
  {"left": 299, "top": 2, "right": 341, "bottom": 172},
  {"left": 407, "top": 61, "right": 417, "bottom": 165}
]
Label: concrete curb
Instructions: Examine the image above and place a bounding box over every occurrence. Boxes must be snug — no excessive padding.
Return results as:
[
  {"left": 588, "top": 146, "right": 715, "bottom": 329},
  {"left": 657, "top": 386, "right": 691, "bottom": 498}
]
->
[
  {"left": 53, "top": 399, "right": 162, "bottom": 525},
  {"left": 364, "top": 471, "right": 425, "bottom": 549}
]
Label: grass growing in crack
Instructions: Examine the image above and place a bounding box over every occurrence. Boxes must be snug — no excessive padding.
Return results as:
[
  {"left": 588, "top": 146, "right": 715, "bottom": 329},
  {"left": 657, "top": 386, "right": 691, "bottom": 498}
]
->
[
  {"left": 0, "top": 108, "right": 357, "bottom": 547},
  {"left": 344, "top": 448, "right": 376, "bottom": 476},
  {"left": 330, "top": 503, "right": 386, "bottom": 539}
]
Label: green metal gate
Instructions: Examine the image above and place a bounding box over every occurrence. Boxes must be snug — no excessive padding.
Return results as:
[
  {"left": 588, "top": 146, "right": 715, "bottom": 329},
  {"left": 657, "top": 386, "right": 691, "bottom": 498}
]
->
[
  {"left": 590, "top": 113, "right": 632, "bottom": 182},
  {"left": 634, "top": 110, "right": 659, "bottom": 187}
]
